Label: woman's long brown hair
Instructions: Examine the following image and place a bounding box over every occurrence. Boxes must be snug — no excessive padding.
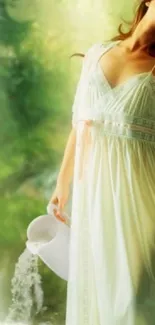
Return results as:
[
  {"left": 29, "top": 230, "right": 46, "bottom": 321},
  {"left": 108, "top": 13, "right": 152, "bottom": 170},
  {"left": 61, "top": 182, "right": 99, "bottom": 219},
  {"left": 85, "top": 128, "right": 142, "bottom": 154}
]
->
[{"left": 70, "top": 0, "right": 151, "bottom": 59}]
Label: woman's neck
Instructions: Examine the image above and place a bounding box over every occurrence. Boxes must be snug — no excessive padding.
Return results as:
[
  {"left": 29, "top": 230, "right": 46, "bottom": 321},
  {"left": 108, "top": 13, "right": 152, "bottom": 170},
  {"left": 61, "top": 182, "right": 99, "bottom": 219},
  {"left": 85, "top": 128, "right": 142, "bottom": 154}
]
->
[{"left": 126, "top": 16, "right": 155, "bottom": 53}]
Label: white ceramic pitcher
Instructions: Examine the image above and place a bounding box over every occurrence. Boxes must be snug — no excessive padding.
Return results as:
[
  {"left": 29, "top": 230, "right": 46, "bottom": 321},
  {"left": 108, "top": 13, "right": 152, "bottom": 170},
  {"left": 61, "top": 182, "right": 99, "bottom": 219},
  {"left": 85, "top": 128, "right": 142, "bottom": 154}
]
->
[{"left": 26, "top": 202, "right": 71, "bottom": 281}]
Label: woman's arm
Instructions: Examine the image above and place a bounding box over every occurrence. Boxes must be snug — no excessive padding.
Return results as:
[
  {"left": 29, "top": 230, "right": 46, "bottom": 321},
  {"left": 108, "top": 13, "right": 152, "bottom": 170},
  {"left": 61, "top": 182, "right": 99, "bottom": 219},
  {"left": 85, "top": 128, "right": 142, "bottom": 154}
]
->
[
  {"left": 50, "top": 126, "right": 76, "bottom": 221},
  {"left": 56, "top": 126, "right": 76, "bottom": 187}
]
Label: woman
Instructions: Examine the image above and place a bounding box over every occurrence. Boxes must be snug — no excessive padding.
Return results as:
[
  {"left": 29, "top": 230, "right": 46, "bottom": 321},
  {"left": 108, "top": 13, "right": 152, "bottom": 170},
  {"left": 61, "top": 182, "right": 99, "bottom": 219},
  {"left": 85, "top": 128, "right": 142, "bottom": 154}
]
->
[{"left": 51, "top": 0, "right": 155, "bottom": 324}]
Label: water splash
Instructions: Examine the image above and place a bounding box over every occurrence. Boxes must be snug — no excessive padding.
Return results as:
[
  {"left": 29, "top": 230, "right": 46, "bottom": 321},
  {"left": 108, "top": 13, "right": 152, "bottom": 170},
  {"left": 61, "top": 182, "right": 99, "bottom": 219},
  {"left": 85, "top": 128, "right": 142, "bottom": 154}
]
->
[{"left": 5, "top": 248, "right": 44, "bottom": 325}]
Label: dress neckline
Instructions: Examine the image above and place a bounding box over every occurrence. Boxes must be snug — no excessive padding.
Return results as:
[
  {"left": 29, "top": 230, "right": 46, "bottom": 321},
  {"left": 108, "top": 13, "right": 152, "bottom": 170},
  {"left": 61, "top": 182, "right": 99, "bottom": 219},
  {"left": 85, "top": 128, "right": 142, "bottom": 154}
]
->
[{"left": 97, "top": 40, "right": 155, "bottom": 92}]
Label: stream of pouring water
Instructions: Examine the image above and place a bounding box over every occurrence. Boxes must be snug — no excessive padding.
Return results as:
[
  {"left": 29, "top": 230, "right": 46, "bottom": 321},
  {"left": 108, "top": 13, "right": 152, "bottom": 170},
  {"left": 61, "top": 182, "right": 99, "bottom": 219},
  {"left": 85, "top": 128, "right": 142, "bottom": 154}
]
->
[{"left": 5, "top": 248, "right": 44, "bottom": 325}]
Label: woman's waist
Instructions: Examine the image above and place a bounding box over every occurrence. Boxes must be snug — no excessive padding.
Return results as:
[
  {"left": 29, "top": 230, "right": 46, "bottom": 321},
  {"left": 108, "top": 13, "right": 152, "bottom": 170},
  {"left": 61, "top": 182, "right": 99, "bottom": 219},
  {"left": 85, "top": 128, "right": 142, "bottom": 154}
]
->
[{"left": 76, "top": 115, "right": 155, "bottom": 143}]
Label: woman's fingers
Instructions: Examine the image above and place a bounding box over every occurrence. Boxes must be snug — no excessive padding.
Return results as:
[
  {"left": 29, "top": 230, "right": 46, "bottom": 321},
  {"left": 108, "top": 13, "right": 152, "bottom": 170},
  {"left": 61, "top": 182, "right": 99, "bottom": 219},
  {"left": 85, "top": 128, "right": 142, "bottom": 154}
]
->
[
  {"left": 49, "top": 185, "right": 69, "bottom": 223},
  {"left": 53, "top": 207, "right": 66, "bottom": 223}
]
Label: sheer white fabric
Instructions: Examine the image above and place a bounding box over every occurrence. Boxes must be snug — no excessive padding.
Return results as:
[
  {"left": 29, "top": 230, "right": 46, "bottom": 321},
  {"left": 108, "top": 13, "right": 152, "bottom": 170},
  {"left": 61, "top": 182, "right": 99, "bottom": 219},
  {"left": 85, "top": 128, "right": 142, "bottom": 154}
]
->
[{"left": 66, "top": 41, "right": 155, "bottom": 325}]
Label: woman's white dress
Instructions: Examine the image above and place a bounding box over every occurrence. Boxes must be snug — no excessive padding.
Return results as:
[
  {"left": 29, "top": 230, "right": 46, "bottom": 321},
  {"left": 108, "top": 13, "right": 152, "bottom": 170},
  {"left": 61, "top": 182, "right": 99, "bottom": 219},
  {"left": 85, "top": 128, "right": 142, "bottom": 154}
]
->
[{"left": 65, "top": 40, "right": 155, "bottom": 325}]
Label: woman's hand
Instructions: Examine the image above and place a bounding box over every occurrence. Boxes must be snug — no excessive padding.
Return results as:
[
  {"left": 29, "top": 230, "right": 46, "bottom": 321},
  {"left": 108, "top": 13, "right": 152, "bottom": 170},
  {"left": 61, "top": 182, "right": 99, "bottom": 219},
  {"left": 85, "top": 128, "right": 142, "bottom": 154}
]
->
[{"left": 49, "top": 181, "right": 70, "bottom": 223}]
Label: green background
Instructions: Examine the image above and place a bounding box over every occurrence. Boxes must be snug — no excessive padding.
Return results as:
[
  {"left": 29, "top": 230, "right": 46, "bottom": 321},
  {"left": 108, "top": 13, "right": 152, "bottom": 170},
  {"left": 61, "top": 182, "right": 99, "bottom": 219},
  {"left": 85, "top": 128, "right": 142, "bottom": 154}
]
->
[{"left": 0, "top": 0, "right": 136, "bottom": 323}]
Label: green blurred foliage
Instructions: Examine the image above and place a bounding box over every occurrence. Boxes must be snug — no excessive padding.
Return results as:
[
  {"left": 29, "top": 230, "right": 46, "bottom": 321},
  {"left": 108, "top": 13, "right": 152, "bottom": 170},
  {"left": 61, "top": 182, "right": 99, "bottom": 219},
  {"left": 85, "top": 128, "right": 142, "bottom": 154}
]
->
[
  {"left": 0, "top": 0, "right": 136, "bottom": 322},
  {"left": 0, "top": 1, "right": 73, "bottom": 323}
]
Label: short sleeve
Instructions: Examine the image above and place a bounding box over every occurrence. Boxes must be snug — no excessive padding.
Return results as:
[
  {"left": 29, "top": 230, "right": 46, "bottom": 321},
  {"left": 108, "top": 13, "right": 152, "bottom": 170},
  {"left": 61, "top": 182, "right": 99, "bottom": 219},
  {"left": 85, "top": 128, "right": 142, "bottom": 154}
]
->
[{"left": 71, "top": 43, "right": 102, "bottom": 128}]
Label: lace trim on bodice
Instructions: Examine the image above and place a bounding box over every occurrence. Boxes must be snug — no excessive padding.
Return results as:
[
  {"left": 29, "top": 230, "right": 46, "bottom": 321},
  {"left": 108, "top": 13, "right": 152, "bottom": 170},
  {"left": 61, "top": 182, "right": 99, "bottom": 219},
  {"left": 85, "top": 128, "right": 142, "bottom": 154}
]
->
[{"left": 77, "top": 115, "right": 155, "bottom": 180}]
